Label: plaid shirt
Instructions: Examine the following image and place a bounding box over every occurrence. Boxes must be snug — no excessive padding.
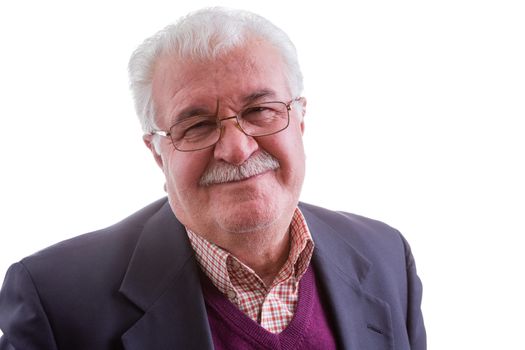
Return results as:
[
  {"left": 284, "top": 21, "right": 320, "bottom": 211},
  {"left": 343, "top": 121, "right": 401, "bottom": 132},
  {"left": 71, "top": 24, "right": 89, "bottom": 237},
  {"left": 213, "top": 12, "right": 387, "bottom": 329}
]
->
[{"left": 186, "top": 208, "right": 314, "bottom": 334}]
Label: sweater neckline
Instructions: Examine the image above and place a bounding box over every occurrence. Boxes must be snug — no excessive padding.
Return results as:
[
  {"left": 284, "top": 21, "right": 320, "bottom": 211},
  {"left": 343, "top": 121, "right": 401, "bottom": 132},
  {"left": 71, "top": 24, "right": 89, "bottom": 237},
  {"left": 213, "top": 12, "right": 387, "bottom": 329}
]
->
[{"left": 201, "top": 265, "right": 316, "bottom": 349}]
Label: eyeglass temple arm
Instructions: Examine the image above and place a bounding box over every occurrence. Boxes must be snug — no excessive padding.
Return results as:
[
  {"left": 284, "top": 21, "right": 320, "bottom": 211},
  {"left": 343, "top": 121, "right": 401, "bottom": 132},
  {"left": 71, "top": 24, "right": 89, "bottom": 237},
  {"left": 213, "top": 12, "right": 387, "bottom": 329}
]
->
[{"left": 149, "top": 130, "right": 170, "bottom": 137}]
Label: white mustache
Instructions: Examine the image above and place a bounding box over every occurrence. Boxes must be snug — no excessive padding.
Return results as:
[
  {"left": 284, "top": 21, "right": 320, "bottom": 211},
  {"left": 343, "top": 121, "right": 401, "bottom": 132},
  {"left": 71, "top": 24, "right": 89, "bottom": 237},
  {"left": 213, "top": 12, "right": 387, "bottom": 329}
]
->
[{"left": 199, "top": 151, "right": 280, "bottom": 186}]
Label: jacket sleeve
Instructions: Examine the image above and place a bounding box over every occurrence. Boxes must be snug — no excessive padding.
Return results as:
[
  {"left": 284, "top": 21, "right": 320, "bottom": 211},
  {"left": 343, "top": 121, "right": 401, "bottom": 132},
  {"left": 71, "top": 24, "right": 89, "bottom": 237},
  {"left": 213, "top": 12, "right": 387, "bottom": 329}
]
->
[
  {"left": 401, "top": 236, "right": 427, "bottom": 350},
  {"left": 0, "top": 262, "right": 58, "bottom": 350}
]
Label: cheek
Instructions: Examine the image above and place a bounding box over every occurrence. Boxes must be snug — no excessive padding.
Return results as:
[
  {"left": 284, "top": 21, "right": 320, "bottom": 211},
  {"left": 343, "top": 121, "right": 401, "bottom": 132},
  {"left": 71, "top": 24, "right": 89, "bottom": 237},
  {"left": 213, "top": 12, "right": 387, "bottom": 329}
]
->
[
  {"left": 276, "top": 125, "right": 305, "bottom": 162},
  {"left": 163, "top": 152, "right": 210, "bottom": 190},
  {"left": 260, "top": 129, "right": 305, "bottom": 178}
]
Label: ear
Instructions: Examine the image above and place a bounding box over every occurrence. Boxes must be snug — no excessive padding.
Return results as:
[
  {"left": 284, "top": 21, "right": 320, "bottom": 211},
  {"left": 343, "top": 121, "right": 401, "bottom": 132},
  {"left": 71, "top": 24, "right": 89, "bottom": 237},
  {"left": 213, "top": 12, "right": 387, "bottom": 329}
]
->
[
  {"left": 143, "top": 134, "right": 164, "bottom": 169},
  {"left": 298, "top": 97, "right": 307, "bottom": 135}
]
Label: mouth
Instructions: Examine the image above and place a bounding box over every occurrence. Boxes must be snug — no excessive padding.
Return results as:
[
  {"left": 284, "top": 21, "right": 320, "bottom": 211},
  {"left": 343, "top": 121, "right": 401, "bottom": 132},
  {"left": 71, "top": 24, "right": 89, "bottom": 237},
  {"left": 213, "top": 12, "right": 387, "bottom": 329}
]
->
[{"left": 221, "top": 169, "right": 271, "bottom": 184}]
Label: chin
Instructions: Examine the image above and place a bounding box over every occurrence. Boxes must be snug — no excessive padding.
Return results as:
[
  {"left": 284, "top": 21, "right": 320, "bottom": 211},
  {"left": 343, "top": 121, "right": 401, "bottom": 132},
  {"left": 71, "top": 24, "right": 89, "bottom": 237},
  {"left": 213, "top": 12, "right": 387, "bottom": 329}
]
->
[
  {"left": 218, "top": 216, "right": 278, "bottom": 234},
  {"left": 216, "top": 201, "right": 281, "bottom": 234}
]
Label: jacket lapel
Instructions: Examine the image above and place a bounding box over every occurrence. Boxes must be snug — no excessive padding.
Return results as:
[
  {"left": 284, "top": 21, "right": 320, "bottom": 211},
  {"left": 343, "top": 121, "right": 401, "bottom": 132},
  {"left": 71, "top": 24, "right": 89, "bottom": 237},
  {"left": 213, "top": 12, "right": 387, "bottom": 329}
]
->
[
  {"left": 301, "top": 204, "right": 394, "bottom": 350},
  {"left": 119, "top": 202, "right": 214, "bottom": 350}
]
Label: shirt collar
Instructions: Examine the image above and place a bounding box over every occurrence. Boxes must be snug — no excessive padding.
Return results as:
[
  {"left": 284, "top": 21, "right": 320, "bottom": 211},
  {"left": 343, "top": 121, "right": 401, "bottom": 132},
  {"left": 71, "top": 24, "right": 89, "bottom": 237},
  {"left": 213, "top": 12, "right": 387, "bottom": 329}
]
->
[{"left": 186, "top": 207, "right": 314, "bottom": 295}]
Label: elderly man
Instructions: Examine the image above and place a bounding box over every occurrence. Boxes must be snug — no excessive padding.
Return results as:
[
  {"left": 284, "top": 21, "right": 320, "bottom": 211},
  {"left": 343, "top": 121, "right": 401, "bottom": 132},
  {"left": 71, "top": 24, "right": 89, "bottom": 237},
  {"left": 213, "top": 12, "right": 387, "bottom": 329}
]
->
[{"left": 0, "top": 7, "right": 425, "bottom": 350}]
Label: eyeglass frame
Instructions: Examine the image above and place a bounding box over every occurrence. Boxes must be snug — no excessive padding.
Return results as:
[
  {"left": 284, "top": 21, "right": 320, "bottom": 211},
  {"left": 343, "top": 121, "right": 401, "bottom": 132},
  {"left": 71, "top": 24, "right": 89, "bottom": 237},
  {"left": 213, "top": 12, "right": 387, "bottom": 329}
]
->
[{"left": 149, "top": 97, "right": 302, "bottom": 152}]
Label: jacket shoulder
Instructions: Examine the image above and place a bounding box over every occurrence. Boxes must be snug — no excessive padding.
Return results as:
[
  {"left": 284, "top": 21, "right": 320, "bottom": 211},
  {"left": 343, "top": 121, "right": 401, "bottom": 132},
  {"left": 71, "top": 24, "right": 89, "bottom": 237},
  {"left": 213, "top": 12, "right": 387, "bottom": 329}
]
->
[
  {"left": 299, "top": 202, "right": 407, "bottom": 254},
  {"left": 0, "top": 198, "right": 172, "bottom": 349},
  {"left": 17, "top": 197, "right": 170, "bottom": 295},
  {"left": 23, "top": 197, "right": 168, "bottom": 266}
]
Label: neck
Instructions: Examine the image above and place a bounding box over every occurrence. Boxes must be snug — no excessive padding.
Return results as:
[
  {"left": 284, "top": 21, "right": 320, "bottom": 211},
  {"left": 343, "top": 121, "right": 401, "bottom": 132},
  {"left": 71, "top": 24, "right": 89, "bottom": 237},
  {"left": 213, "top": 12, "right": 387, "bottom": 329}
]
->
[
  {"left": 185, "top": 206, "right": 297, "bottom": 286},
  {"left": 227, "top": 228, "right": 291, "bottom": 286},
  {"left": 209, "top": 213, "right": 294, "bottom": 286}
]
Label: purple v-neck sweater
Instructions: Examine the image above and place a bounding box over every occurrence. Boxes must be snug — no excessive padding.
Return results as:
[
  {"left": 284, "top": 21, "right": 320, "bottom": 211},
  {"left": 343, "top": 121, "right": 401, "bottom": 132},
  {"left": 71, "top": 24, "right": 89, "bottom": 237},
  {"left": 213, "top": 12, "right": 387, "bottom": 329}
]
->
[{"left": 201, "top": 265, "right": 338, "bottom": 350}]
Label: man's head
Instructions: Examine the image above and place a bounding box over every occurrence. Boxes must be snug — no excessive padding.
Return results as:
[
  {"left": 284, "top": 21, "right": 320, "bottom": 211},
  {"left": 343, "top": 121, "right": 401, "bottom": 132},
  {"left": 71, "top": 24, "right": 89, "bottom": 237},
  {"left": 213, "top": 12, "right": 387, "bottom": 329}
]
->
[
  {"left": 129, "top": 8, "right": 304, "bottom": 134},
  {"left": 129, "top": 8, "right": 307, "bottom": 244}
]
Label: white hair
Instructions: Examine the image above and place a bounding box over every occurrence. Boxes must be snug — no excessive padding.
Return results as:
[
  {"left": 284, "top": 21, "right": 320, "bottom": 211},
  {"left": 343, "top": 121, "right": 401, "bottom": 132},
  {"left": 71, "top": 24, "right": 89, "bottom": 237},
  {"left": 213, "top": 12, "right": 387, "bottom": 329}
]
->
[{"left": 128, "top": 7, "right": 304, "bottom": 133}]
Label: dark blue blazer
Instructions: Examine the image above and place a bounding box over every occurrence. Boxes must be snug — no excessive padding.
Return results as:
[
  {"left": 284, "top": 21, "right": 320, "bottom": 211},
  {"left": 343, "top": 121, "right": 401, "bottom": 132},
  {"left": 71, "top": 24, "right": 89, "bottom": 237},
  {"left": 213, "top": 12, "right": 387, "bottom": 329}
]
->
[{"left": 0, "top": 198, "right": 426, "bottom": 349}]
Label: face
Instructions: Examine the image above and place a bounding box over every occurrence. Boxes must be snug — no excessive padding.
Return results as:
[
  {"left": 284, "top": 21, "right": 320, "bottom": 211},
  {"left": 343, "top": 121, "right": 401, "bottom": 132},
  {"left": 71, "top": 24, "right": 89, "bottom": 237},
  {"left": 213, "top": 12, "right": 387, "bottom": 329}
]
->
[{"left": 145, "top": 39, "right": 306, "bottom": 244}]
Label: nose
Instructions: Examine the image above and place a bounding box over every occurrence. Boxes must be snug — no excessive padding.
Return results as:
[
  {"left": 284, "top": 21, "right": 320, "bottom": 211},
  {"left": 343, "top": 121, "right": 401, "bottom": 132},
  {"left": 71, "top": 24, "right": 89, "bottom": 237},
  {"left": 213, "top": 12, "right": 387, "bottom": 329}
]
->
[{"left": 213, "top": 116, "right": 259, "bottom": 165}]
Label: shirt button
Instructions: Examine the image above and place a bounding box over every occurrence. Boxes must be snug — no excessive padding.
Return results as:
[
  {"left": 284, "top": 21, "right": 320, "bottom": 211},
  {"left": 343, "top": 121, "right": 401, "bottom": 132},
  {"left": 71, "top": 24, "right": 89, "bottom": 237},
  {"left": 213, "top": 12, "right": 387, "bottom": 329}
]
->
[{"left": 227, "top": 290, "right": 236, "bottom": 300}]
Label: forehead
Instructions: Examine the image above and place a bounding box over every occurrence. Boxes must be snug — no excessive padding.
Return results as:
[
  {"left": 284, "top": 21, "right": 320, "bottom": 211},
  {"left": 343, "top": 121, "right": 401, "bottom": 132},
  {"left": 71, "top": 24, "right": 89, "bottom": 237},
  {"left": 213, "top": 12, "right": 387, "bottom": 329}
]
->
[{"left": 151, "top": 40, "right": 290, "bottom": 121}]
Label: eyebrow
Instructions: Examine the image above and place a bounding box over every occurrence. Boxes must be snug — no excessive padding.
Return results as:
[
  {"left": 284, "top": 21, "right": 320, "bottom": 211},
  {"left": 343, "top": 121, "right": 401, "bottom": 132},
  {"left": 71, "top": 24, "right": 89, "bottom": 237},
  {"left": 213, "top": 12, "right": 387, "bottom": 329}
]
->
[
  {"left": 171, "top": 89, "right": 277, "bottom": 123},
  {"left": 173, "top": 105, "right": 216, "bottom": 123},
  {"left": 242, "top": 89, "right": 277, "bottom": 104}
]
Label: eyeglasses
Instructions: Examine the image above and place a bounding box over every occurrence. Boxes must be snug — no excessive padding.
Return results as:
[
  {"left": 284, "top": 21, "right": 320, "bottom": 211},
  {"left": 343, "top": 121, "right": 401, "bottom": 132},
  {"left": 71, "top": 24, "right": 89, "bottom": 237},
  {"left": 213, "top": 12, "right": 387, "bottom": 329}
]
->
[{"left": 150, "top": 98, "right": 300, "bottom": 152}]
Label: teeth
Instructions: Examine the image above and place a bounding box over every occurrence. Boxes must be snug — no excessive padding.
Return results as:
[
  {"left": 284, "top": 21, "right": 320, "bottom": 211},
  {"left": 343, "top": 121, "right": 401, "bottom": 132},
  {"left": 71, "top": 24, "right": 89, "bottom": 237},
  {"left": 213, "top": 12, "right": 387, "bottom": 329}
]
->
[{"left": 199, "top": 150, "right": 280, "bottom": 186}]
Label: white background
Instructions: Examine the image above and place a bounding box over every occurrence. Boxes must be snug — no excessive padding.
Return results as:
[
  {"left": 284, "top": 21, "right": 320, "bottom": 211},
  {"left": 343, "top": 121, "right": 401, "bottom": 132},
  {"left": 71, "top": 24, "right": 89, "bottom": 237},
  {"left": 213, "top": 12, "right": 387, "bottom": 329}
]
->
[{"left": 1, "top": 1, "right": 524, "bottom": 348}]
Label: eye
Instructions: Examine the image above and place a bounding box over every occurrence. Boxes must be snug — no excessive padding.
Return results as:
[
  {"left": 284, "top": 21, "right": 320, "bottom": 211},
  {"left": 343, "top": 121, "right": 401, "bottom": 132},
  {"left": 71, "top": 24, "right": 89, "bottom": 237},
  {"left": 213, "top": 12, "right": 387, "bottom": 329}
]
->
[
  {"left": 244, "top": 106, "right": 272, "bottom": 114},
  {"left": 244, "top": 106, "right": 275, "bottom": 120},
  {"left": 242, "top": 104, "right": 283, "bottom": 126},
  {"left": 172, "top": 116, "right": 217, "bottom": 141}
]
